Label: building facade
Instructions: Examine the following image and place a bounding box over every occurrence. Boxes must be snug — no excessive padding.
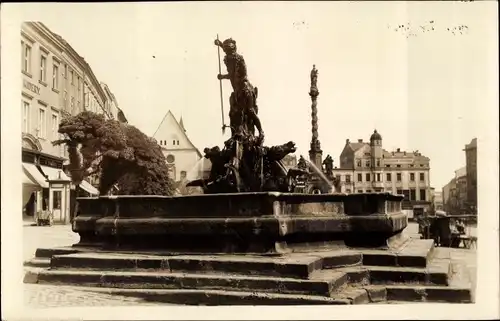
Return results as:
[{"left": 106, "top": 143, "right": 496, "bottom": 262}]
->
[
  {"left": 333, "top": 130, "right": 432, "bottom": 211},
  {"left": 441, "top": 138, "right": 477, "bottom": 215},
  {"left": 442, "top": 167, "right": 468, "bottom": 215},
  {"left": 432, "top": 190, "right": 444, "bottom": 212},
  {"left": 100, "top": 82, "right": 120, "bottom": 120},
  {"left": 442, "top": 177, "right": 455, "bottom": 213},
  {"left": 464, "top": 138, "right": 477, "bottom": 213},
  {"left": 21, "top": 22, "right": 121, "bottom": 224},
  {"left": 153, "top": 111, "right": 206, "bottom": 182}
]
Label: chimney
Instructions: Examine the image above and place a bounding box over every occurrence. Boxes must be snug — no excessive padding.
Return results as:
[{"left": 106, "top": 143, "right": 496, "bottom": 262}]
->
[
  {"left": 404, "top": 151, "right": 406, "bottom": 156},
  {"left": 346, "top": 139, "right": 350, "bottom": 144},
  {"left": 358, "top": 139, "right": 363, "bottom": 143},
  {"left": 397, "top": 148, "right": 400, "bottom": 152}
]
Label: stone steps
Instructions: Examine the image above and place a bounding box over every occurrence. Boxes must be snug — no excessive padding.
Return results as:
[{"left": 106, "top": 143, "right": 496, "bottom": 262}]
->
[
  {"left": 46, "top": 251, "right": 365, "bottom": 279},
  {"left": 52, "top": 284, "right": 472, "bottom": 305},
  {"left": 24, "top": 269, "right": 343, "bottom": 296},
  {"left": 73, "top": 287, "right": 355, "bottom": 305},
  {"left": 361, "top": 239, "right": 435, "bottom": 268},
  {"left": 23, "top": 240, "right": 473, "bottom": 305},
  {"left": 24, "top": 260, "right": 450, "bottom": 297},
  {"left": 24, "top": 257, "right": 50, "bottom": 268}
]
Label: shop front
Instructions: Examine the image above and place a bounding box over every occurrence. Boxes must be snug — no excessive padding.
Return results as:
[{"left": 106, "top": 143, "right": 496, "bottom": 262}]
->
[
  {"left": 39, "top": 165, "right": 72, "bottom": 223},
  {"left": 22, "top": 148, "right": 73, "bottom": 224}
]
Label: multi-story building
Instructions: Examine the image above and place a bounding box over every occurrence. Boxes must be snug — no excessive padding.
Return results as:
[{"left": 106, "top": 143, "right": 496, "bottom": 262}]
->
[
  {"left": 333, "top": 130, "right": 432, "bottom": 212},
  {"left": 100, "top": 82, "right": 120, "bottom": 120},
  {"left": 432, "top": 190, "right": 444, "bottom": 212},
  {"left": 464, "top": 138, "right": 477, "bottom": 213},
  {"left": 455, "top": 167, "right": 468, "bottom": 212},
  {"left": 442, "top": 178, "right": 455, "bottom": 213},
  {"left": 21, "top": 22, "right": 123, "bottom": 224},
  {"left": 443, "top": 167, "right": 468, "bottom": 215}
]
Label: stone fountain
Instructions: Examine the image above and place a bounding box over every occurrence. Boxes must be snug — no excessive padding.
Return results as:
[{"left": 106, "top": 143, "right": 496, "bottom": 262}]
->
[{"left": 24, "top": 38, "right": 473, "bottom": 305}]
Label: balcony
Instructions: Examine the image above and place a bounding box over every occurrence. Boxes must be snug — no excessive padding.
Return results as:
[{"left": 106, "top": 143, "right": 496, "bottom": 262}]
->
[{"left": 371, "top": 181, "right": 384, "bottom": 189}]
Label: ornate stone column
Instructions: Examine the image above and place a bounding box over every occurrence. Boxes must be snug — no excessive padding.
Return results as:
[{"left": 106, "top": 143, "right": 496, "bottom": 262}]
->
[{"left": 308, "top": 65, "right": 323, "bottom": 170}]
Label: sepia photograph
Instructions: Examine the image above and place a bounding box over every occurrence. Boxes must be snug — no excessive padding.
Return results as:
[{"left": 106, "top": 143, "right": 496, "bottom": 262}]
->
[{"left": 1, "top": 1, "right": 498, "bottom": 320}]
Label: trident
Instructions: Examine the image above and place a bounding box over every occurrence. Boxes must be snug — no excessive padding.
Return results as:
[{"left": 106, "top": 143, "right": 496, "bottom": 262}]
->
[{"left": 216, "top": 34, "right": 226, "bottom": 135}]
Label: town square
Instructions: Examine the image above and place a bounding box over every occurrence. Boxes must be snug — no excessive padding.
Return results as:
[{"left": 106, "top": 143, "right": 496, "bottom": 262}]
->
[{"left": 1, "top": 1, "right": 498, "bottom": 320}]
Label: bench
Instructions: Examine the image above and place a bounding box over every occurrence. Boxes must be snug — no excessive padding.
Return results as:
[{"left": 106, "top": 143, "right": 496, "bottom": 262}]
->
[{"left": 459, "top": 235, "right": 477, "bottom": 249}]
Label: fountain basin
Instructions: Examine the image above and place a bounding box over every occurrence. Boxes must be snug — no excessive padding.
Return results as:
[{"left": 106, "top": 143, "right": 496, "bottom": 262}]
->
[{"left": 73, "top": 192, "right": 407, "bottom": 254}]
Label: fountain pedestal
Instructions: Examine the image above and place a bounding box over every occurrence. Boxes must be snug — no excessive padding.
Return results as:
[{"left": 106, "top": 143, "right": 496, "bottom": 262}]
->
[
  {"left": 73, "top": 192, "right": 407, "bottom": 254},
  {"left": 26, "top": 192, "right": 473, "bottom": 305}
]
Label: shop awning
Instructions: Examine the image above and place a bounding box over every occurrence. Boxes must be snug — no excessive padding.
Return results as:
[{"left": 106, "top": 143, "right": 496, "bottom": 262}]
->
[
  {"left": 39, "top": 165, "right": 71, "bottom": 182},
  {"left": 22, "top": 163, "right": 49, "bottom": 188},
  {"left": 79, "top": 180, "right": 99, "bottom": 195},
  {"left": 23, "top": 168, "right": 37, "bottom": 186}
]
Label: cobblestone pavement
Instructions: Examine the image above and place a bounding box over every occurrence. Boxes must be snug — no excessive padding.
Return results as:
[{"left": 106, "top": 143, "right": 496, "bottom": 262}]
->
[
  {"left": 23, "top": 223, "right": 168, "bottom": 307},
  {"left": 23, "top": 222, "right": 79, "bottom": 262},
  {"left": 23, "top": 222, "right": 477, "bottom": 307},
  {"left": 24, "top": 284, "right": 167, "bottom": 308}
]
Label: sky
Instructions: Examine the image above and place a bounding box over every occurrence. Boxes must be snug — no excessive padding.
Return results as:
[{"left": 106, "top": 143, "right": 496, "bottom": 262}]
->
[{"left": 5, "top": 2, "right": 498, "bottom": 190}]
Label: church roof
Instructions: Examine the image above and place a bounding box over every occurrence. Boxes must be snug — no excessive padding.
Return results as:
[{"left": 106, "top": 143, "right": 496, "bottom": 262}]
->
[
  {"left": 179, "top": 116, "right": 186, "bottom": 132},
  {"left": 153, "top": 110, "right": 202, "bottom": 158}
]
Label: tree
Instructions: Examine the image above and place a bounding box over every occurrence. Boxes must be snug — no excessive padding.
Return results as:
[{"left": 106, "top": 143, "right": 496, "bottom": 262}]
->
[{"left": 53, "top": 111, "right": 175, "bottom": 196}]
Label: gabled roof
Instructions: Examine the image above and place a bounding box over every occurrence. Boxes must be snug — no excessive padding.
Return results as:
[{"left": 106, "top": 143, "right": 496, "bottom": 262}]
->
[
  {"left": 455, "top": 166, "right": 467, "bottom": 178},
  {"left": 348, "top": 142, "right": 367, "bottom": 152},
  {"left": 153, "top": 110, "right": 202, "bottom": 158}
]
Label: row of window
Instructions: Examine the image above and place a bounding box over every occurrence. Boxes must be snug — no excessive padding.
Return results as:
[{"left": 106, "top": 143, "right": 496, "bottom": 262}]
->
[
  {"left": 22, "top": 40, "right": 82, "bottom": 92},
  {"left": 355, "top": 172, "right": 425, "bottom": 183},
  {"left": 21, "top": 39, "right": 102, "bottom": 114},
  {"left": 22, "top": 99, "right": 59, "bottom": 141},
  {"left": 356, "top": 159, "right": 426, "bottom": 168},
  {"left": 159, "top": 139, "right": 180, "bottom": 146},
  {"left": 347, "top": 188, "right": 427, "bottom": 201}
]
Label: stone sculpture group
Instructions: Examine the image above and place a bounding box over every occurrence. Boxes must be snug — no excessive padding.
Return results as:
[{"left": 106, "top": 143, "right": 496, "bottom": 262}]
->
[{"left": 187, "top": 37, "right": 306, "bottom": 193}]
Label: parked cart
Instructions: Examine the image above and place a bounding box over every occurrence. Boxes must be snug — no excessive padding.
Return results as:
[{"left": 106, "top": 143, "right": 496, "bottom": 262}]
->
[{"left": 35, "top": 209, "right": 53, "bottom": 226}]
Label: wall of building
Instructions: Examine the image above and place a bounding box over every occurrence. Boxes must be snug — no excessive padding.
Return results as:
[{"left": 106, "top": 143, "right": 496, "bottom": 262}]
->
[
  {"left": 464, "top": 138, "right": 477, "bottom": 213},
  {"left": 21, "top": 22, "right": 123, "bottom": 223},
  {"left": 162, "top": 148, "right": 202, "bottom": 181},
  {"left": 83, "top": 71, "right": 106, "bottom": 116},
  {"left": 442, "top": 167, "right": 469, "bottom": 214},
  {"left": 154, "top": 112, "right": 203, "bottom": 182},
  {"left": 100, "top": 82, "right": 120, "bottom": 120},
  {"left": 21, "top": 23, "right": 69, "bottom": 157},
  {"left": 331, "top": 168, "right": 356, "bottom": 193},
  {"left": 335, "top": 132, "right": 431, "bottom": 211}
]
